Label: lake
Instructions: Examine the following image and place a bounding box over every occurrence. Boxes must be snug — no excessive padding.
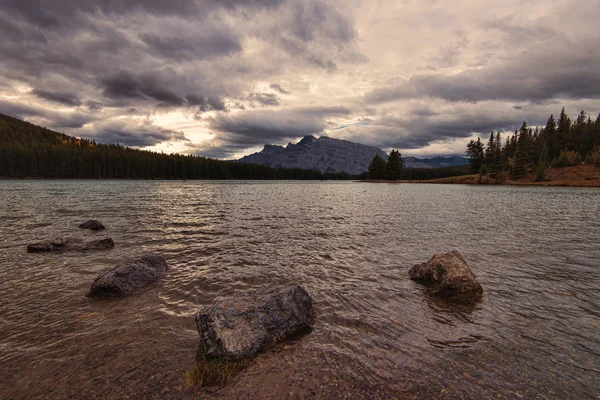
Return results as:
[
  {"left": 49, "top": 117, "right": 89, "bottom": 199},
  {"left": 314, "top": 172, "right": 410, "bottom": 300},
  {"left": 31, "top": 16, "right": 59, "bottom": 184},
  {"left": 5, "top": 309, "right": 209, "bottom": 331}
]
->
[{"left": 0, "top": 180, "right": 599, "bottom": 399}]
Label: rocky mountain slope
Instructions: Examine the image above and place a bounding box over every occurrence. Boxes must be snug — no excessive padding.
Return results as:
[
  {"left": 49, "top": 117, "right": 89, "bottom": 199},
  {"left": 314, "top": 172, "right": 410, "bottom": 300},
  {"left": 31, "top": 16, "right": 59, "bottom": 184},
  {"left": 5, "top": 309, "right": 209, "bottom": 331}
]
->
[
  {"left": 239, "top": 135, "right": 468, "bottom": 174},
  {"left": 238, "top": 135, "right": 389, "bottom": 174}
]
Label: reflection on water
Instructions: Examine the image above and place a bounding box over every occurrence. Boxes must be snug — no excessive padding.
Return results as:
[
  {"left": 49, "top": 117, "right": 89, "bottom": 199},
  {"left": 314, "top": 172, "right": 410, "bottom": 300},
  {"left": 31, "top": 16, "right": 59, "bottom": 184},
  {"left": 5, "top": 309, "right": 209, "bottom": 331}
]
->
[{"left": 0, "top": 180, "right": 599, "bottom": 399}]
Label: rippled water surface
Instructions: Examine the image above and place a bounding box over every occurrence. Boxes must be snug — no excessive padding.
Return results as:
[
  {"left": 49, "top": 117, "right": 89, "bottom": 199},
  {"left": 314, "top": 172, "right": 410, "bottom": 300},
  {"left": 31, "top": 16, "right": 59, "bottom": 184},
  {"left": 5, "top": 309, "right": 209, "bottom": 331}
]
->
[{"left": 1, "top": 181, "right": 599, "bottom": 399}]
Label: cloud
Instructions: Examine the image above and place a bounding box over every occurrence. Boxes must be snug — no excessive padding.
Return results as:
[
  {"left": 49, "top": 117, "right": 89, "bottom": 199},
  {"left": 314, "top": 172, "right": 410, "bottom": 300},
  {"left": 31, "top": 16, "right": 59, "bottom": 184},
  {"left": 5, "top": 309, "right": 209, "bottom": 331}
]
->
[
  {"left": 0, "top": 99, "right": 94, "bottom": 128},
  {"left": 366, "top": 38, "right": 600, "bottom": 104},
  {"left": 196, "top": 105, "right": 353, "bottom": 157},
  {"left": 186, "top": 94, "right": 227, "bottom": 112},
  {"left": 83, "top": 119, "right": 190, "bottom": 147},
  {"left": 247, "top": 92, "right": 280, "bottom": 107},
  {"left": 31, "top": 89, "right": 83, "bottom": 107},
  {"left": 99, "top": 70, "right": 183, "bottom": 105},
  {"left": 1, "top": 0, "right": 599, "bottom": 160},
  {"left": 139, "top": 29, "right": 241, "bottom": 61},
  {"left": 269, "top": 84, "right": 290, "bottom": 95}
]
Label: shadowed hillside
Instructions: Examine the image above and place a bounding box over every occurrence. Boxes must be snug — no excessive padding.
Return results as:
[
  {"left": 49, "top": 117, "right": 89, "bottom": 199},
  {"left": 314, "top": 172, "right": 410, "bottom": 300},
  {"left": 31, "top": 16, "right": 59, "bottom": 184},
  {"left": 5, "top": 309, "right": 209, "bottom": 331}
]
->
[{"left": 0, "top": 114, "right": 322, "bottom": 180}]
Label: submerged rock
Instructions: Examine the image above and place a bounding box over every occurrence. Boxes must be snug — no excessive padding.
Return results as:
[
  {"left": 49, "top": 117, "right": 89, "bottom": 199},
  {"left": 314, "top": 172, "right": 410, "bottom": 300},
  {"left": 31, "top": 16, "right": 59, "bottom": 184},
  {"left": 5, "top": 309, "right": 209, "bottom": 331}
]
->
[
  {"left": 79, "top": 220, "right": 106, "bottom": 230},
  {"left": 409, "top": 250, "right": 483, "bottom": 302},
  {"left": 89, "top": 254, "right": 168, "bottom": 296},
  {"left": 27, "top": 237, "right": 114, "bottom": 253},
  {"left": 196, "top": 285, "right": 315, "bottom": 359}
]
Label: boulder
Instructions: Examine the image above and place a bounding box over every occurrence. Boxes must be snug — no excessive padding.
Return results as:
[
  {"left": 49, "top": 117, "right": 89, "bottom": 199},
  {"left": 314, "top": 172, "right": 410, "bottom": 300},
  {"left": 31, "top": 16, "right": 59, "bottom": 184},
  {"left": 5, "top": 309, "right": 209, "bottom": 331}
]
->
[
  {"left": 27, "top": 236, "right": 114, "bottom": 253},
  {"left": 196, "top": 285, "right": 315, "bottom": 359},
  {"left": 409, "top": 250, "right": 483, "bottom": 302},
  {"left": 79, "top": 220, "right": 106, "bottom": 230},
  {"left": 89, "top": 255, "right": 168, "bottom": 296}
]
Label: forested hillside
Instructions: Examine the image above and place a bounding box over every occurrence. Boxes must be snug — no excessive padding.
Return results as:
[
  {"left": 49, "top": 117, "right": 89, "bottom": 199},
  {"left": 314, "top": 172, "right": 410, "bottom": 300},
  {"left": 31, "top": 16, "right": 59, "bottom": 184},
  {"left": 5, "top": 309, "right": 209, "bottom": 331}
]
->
[
  {"left": 0, "top": 113, "right": 322, "bottom": 179},
  {"left": 466, "top": 108, "right": 600, "bottom": 180}
]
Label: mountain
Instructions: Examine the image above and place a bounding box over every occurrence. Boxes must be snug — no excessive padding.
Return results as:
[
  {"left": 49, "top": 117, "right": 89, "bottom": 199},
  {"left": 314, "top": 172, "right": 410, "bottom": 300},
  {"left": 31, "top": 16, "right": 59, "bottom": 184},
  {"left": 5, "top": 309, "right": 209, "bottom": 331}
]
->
[
  {"left": 403, "top": 156, "right": 469, "bottom": 169},
  {"left": 239, "top": 135, "right": 468, "bottom": 173},
  {"left": 238, "top": 135, "right": 389, "bottom": 174}
]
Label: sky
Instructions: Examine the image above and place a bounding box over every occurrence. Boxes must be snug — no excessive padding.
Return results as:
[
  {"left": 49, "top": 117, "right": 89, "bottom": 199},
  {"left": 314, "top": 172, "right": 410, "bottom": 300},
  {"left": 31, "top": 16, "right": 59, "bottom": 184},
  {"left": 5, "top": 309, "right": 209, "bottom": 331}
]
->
[{"left": 1, "top": 0, "right": 599, "bottom": 159}]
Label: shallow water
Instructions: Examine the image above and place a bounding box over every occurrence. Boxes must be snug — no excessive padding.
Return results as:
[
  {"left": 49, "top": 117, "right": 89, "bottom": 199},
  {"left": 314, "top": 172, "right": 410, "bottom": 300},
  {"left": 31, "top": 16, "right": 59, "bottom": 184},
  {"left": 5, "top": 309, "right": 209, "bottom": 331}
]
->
[{"left": 0, "top": 180, "right": 599, "bottom": 399}]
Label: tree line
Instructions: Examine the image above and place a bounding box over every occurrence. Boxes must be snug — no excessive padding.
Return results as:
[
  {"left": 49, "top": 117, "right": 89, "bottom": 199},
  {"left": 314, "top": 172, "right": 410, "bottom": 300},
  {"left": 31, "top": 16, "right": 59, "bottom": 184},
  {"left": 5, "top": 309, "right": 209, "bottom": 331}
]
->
[
  {"left": 466, "top": 108, "right": 600, "bottom": 181},
  {"left": 368, "top": 150, "right": 403, "bottom": 180},
  {"left": 0, "top": 113, "right": 322, "bottom": 180}
]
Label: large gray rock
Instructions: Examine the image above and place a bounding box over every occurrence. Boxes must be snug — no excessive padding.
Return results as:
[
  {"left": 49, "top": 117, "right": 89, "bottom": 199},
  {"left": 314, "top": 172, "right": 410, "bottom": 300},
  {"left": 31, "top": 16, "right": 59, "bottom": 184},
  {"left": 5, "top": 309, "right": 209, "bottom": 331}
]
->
[
  {"left": 409, "top": 250, "right": 483, "bottom": 302},
  {"left": 79, "top": 219, "right": 106, "bottom": 230},
  {"left": 27, "top": 236, "right": 114, "bottom": 253},
  {"left": 196, "top": 285, "right": 315, "bottom": 359},
  {"left": 89, "top": 255, "right": 168, "bottom": 296}
]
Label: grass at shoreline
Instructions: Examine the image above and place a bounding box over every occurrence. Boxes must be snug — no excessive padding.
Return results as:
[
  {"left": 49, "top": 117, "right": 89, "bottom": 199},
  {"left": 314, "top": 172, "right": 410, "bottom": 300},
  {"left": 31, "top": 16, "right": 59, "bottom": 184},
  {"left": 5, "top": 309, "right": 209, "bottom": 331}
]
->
[
  {"left": 186, "top": 357, "right": 249, "bottom": 388},
  {"left": 357, "top": 165, "right": 600, "bottom": 188}
]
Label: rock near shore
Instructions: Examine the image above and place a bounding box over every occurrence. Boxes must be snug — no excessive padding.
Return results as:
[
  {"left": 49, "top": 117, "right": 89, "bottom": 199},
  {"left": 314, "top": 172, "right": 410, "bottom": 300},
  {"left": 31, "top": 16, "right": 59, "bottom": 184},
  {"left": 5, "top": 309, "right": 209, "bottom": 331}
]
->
[
  {"left": 409, "top": 250, "right": 483, "bottom": 302},
  {"left": 27, "top": 237, "right": 114, "bottom": 253},
  {"left": 89, "top": 254, "right": 168, "bottom": 296},
  {"left": 196, "top": 285, "right": 315, "bottom": 360},
  {"left": 79, "top": 220, "right": 106, "bottom": 230}
]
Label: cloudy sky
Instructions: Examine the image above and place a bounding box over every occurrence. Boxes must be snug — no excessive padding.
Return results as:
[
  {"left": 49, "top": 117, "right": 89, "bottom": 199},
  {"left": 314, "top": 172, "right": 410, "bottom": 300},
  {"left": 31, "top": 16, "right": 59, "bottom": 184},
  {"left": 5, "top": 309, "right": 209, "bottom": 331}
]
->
[{"left": 1, "top": 0, "right": 599, "bottom": 158}]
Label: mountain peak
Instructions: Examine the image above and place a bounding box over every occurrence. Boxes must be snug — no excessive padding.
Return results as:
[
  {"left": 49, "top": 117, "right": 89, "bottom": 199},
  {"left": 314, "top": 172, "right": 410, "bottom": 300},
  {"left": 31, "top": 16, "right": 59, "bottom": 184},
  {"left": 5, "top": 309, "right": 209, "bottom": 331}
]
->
[
  {"left": 298, "top": 135, "right": 317, "bottom": 145},
  {"left": 239, "top": 135, "right": 389, "bottom": 174}
]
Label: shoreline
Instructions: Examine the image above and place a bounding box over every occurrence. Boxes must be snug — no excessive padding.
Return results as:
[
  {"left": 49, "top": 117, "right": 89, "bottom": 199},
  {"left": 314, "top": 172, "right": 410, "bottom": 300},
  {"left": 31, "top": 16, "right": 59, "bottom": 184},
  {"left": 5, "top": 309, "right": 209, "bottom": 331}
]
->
[
  {"left": 357, "top": 177, "right": 600, "bottom": 188},
  {"left": 357, "top": 165, "right": 600, "bottom": 188}
]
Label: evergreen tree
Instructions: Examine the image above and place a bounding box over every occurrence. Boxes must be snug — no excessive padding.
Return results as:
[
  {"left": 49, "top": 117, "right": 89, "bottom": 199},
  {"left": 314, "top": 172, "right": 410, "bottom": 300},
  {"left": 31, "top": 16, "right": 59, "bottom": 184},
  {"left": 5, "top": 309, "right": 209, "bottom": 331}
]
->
[
  {"left": 466, "top": 137, "right": 484, "bottom": 173},
  {"left": 544, "top": 114, "right": 558, "bottom": 160},
  {"left": 385, "top": 150, "right": 403, "bottom": 180},
  {"left": 494, "top": 132, "right": 504, "bottom": 173},
  {"left": 485, "top": 132, "right": 496, "bottom": 167},
  {"left": 368, "top": 154, "right": 387, "bottom": 180},
  {"left": 511, "top": 121, "right": 530, "bottom": 178},
  {"left": 556, "top": 107, "right": 571, "bottom": 157}
]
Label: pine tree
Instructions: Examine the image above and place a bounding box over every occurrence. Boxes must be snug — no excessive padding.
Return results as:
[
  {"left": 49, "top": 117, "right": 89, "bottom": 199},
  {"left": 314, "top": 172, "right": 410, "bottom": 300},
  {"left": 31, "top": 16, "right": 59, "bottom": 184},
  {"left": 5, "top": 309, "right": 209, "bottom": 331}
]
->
[
  {"left": 466, "top": 137, "right": 484, "bottom": 173},
  {"left": 543, "top": 114, "right": 558, "bottom": 160},
  {"left": 511, "top": 122, "right": 530, "bottom": 178},
  {"left": 385, "top": 150, "right": 403, "bottom": 180},
  {"left": 368, "top": 154, "right": 387, "bottom": 180},
  {"left": 494, "top": 132, "right": 504, "bottom": 173},
  {"left": 485, "top": 132, "right": 496, "bottom": 167},
  {"left": 556, "top": 107, "right": 571, "bottom": 157}
]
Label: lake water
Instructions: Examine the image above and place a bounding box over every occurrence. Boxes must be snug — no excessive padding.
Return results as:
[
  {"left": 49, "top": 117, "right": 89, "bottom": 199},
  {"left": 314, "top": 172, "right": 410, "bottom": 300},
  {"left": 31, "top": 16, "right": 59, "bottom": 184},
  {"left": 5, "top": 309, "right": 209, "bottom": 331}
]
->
[{"left": 0, "top": 181, "right": 599, "bottom": 399}]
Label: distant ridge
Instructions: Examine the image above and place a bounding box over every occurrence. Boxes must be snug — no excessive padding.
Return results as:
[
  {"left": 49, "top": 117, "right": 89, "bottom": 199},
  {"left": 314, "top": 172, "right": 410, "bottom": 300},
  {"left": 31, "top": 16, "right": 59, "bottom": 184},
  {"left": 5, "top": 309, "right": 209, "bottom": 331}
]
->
[
  {"left": 402, "top": 156, "right": 469, "bottom": 169},
  {"left": 239, "top": 135, "right": 468, "bottom": 173}
]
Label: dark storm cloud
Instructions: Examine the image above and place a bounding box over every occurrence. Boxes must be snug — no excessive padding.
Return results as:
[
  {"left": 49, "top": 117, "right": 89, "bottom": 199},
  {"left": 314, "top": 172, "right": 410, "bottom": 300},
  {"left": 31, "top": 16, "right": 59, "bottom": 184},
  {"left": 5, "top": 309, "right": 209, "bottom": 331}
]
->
[
  {"left": 99, "top": 70, "right": 184, "bottom": 105},
  {"left": 366, "top": 41, "right": 600, "bottom": 104},
  {"left": 269, "top": 84, "right": 291, "bottom": 95},
  {"left": 186, "top": 94, "right": 227, "bottom": 112},
  {"left": 199, "top": 105, "right": 354, "bottom": 157},
  {"left": 1, "top": 0, "right": 202, "bottom": 28},
  {"left": 247, "top": 92, "right": 280, "bottom": 107},
  {"left": 267, "top": 1, "right": 366, "bottom": 71},
  {"left": 0, "top": 99, "right": 95, "bottom": 128},
  {"left": 31, "top": 89, "right": 83, "bottom": 107},
  {"left": 140, "top": 31, "right": 242, "bottom": 61},
  {"left": 89, "top": 121, "right": 189, "bottom": 147},
  {"left": 0, "top": 0, "right": 365, "bottom": 146},
  {"left": 0, "top": 99, "right": 46, "bottom": 119},
  {"left": 337, "top": 108, "right": 554, "bottom": 152}
]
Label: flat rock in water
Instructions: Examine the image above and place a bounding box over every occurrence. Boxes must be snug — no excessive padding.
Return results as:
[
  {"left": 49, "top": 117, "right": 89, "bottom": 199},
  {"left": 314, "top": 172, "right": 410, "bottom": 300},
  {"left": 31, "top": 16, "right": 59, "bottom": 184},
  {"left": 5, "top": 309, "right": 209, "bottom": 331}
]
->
[
  {"left": 79, "top": 220, "right": 106, "bottom": 230},
  {"left": 409, "top": 250, "right": 483, "bottom": 302},
  {"left": 89, "top": 255, "right": 168, "bottom": 296},
  {"left": 27, "top": 237, "right": 114, "bottom": 253},
  {"left": 196, "top": 285, "right": 315, "bottom": 360}
]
